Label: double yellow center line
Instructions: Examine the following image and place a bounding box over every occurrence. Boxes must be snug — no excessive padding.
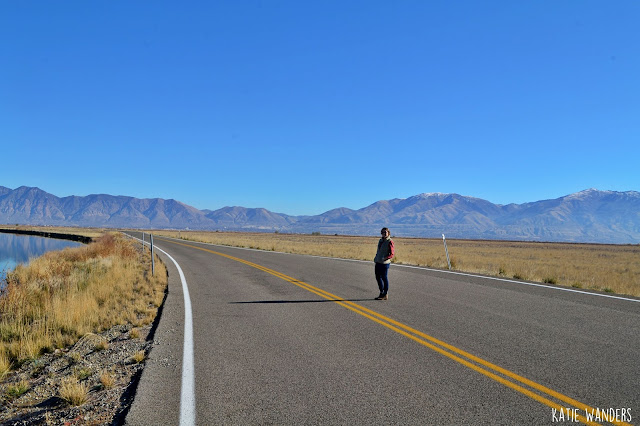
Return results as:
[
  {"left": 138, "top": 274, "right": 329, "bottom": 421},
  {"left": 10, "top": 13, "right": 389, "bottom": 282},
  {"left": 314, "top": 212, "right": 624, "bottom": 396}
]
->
[{"left": 162, "top": 238, "right": 629, "bottom": 426}]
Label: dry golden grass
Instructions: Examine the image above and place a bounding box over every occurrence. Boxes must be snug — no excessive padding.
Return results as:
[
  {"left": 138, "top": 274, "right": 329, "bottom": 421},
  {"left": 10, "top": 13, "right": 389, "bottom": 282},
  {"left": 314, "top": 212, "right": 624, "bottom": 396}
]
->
[
  {"left": 58, "top": 377, "right": 88, "bottom": 406},
  {"left": 0, "top": 354, "right": 9, "bottom": 380},
  {"left": 131, "top": 350, "right": 145, "bottom": 364},
  {"left": 99, "top": 370, "right": 115, "bottom": 389},
  {"left": 0, "top": 233, "right": 167, "bottom": 372},
  {"left": 95, "top": 339, "right": 109, "bottom": 351},
  {"left": 153, "top": 230, "right": 640, "bottom": 297}
]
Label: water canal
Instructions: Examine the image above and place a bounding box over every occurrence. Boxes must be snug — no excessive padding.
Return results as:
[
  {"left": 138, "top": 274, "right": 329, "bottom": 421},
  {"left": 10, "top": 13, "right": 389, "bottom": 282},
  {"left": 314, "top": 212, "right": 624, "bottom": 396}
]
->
[{"left": 0, "top": 233, "right": 83, "bottom": 281}]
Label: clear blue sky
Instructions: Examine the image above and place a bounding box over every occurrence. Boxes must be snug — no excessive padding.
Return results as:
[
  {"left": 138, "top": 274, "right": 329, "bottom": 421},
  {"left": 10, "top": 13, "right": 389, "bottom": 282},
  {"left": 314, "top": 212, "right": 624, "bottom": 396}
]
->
[{"left": 2, "top": 1, "right": 638, "bottom": 215}]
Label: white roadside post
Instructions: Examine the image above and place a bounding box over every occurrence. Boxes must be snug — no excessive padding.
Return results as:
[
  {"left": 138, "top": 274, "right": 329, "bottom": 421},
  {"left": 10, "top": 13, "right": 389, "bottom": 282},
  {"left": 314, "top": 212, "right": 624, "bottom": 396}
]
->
[
  {"left": 443, "top": 234, "right": 452, "bottom": 270},
  {"left": 150, "top": 234, "right": 155, "bottom": 276}
]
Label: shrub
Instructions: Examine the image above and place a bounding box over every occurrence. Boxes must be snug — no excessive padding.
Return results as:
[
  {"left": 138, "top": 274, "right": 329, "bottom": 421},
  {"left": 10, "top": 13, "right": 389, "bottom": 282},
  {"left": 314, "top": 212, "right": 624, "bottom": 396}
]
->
[
  {"left": 5, "top": 380, "right": 30, "bottom": 399},
  {"left": 74, "top": 367, "right": 92, "bottom": 381},
  {"left": 30, "top": 360, "right": 44, "bottom": 378}
]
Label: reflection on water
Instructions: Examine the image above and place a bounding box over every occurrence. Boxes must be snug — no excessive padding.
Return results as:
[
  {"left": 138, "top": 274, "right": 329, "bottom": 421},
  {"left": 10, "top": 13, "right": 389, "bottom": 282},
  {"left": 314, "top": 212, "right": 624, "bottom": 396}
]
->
[{"left": 0, "top": 233, "right": 83, "bottom": 281}]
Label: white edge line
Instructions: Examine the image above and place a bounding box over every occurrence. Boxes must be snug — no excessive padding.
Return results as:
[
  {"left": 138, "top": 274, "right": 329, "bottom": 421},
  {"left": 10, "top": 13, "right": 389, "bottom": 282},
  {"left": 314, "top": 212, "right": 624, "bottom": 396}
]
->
[
  {"left": 158, "top": 235, "right": 640, "bottom": 304},
  {"left": 127, "top": 234, "right": 196, "bottom": 426}
]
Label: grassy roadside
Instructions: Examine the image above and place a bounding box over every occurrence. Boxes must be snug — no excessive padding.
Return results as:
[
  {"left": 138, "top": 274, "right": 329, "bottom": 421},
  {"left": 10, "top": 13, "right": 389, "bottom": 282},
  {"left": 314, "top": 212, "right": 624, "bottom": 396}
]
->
[
  {"left": 152, "top": 230, "right": 640, "bottom": 298},
  {"left": 0, "top": 232, "right": 167, "bottom": 378}
]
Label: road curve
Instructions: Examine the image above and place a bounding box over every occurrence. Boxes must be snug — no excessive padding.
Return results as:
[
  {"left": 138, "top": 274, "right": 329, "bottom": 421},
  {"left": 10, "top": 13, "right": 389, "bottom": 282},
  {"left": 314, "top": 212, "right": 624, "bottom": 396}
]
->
[{"left": 124, "top": 233, "right": 639, "bottom": 425}]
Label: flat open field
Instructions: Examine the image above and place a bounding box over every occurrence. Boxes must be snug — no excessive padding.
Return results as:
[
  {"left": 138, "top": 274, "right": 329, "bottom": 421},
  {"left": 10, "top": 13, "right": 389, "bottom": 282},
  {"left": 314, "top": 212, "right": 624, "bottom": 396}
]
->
[{"left": 152, "top": 230, "right": 640, "bottom": 298}]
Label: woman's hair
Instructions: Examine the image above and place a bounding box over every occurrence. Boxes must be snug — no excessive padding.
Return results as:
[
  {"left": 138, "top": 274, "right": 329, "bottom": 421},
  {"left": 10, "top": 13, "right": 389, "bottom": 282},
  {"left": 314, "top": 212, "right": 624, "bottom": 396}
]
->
[{"left": 381, "top": 227, "right": 390, "bottom": 234}]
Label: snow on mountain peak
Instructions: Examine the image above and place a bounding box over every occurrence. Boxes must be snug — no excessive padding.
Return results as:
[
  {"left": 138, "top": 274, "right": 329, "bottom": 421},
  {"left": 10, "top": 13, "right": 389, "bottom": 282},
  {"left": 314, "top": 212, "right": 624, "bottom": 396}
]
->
[
  {"left": 566, "top": 189, "right": 603, "bottom": 199},
  {"left": 564, "top": 189, "right": 640, "bottom": 201}
]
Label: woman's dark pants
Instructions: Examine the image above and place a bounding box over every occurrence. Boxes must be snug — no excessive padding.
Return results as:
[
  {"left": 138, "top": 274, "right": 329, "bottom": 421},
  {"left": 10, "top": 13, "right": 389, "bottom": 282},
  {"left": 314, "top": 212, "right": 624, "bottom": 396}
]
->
[{"left": 375, "top": 262, "right": 390, "bottom": 295}]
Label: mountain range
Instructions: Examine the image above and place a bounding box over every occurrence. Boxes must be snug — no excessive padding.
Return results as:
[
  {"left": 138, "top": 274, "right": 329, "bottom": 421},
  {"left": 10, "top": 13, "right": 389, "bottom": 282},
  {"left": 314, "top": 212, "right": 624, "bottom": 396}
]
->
[{"left": 1, "top": 186, "right": 639, "bottom": 244}]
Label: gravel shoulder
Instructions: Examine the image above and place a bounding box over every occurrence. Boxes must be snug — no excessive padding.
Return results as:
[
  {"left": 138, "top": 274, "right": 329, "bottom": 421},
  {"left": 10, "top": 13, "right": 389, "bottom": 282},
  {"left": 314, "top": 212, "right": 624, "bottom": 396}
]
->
[{"left": 0, "top": 321, "right": 158, "bottom": 425}]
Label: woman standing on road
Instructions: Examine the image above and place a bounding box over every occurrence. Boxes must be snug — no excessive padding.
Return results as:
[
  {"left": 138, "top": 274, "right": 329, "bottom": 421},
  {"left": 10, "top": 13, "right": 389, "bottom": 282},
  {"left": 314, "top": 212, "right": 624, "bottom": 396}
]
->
[{"left": 374, "top": 227, "right": 395, "bottom": 300}]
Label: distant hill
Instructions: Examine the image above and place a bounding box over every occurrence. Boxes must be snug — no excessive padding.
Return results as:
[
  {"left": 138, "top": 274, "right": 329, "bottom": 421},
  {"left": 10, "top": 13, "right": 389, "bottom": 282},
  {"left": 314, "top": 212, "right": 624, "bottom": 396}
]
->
[
  {"left": 0, "top": 186, "right": 213, "bottom": 229},
  {"left": 1, "top": 186, "right": 638, "bottom": 244},
  {"left": 203, "top": 206, "right": 297, "bottom": 229}
]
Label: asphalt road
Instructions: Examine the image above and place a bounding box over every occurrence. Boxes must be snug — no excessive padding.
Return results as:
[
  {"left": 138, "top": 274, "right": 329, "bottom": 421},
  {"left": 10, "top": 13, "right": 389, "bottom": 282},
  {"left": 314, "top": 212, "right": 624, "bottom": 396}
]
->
[{"left": 124, "top": 233, "right": 639, "bottom": 425}]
